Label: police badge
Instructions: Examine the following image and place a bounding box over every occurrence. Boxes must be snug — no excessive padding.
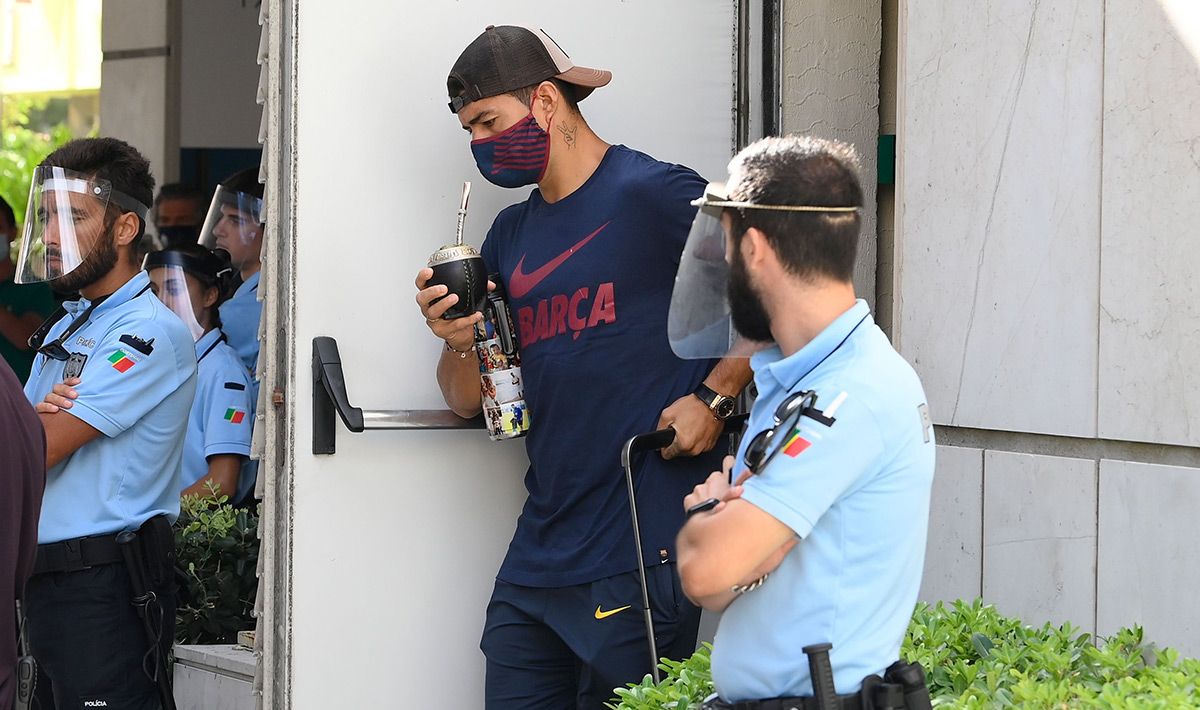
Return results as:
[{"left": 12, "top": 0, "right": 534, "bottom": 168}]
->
[{"left": 64, "top": 352, "right": 89, "bottom": 380}]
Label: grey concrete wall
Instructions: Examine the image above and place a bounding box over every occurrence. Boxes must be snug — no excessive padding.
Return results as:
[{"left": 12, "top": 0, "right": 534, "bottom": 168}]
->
[
  {"left": 899, "top": 0, "right": 1200, "bottom": 654},
  {"left": 780, "top": 0, "right": 880, "bottom": 309},
  {"left": 179, "top": 0, "right": 261, "bottom": 149},
  {"left": 99, "top": 0, "right": 176, "bottom": 186}
]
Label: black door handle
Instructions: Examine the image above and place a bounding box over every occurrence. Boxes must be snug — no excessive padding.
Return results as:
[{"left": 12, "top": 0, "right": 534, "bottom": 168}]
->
[{"left": 312, "top": 336, "right": 483, "bottom": 454}]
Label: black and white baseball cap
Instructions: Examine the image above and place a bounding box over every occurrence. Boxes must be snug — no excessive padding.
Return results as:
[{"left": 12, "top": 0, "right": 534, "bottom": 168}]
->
[{"left": 447, "top": 25, "right": 612, "bottom": 114}]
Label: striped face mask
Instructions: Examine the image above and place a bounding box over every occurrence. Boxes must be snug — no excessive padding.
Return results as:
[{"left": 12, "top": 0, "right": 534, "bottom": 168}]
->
[{"left": 470, "top": 110, "right": 551, "bottom": 188}]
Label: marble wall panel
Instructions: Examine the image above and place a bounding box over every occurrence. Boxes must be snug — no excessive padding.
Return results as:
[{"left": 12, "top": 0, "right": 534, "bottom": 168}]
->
[
  {"left": 982, "top": 451, "right": 1097, "bottom": 633},
  {"left": 897, "top": 1, "right": 1103, "bottom": 437}
]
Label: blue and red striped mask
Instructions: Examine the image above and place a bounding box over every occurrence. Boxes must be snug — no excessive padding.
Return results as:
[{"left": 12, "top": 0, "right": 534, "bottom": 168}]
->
[{"left": 470, "top": 111, "right": 551, "bottom": 188}]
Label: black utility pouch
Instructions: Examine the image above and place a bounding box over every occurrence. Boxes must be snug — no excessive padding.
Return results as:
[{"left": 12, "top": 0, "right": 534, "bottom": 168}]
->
[{"left": 883, "top": 661, "right": 932, "bottom": 710}]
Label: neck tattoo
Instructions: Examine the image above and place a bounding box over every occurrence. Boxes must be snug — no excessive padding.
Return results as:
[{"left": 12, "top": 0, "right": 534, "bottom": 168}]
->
[{"left": 557, "top": 121, "right": 578, "bottom": 149}]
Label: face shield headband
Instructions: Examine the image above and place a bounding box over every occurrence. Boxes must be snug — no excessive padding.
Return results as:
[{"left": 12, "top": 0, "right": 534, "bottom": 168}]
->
[{"left": 666, "top": 182, "right": 859, "bottom": 360}]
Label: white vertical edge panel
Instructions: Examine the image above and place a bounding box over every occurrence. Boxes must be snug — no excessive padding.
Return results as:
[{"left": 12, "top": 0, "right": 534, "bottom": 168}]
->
[
  {"left": 982, "top": 451, "right": 1097, "bottom": 635},
  {"left": 1098, "top": 0, "right": 1200, "bottom": 447},
  {"left": 284, "top": 3, "right": 734, "bottom": 708},
  {"left": 779, "top": 0, "right": 881, "bottom": 310},
  {"left": 255, "top": 0, "right": 288, "bottom": 707},
  {"left": 895, "top": 1, "right": 1102, "bottom": 437}
]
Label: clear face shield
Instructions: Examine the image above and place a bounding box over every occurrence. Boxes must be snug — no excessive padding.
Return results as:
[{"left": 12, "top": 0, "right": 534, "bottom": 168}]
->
[
  {"left": 143, "top": 249, "right": 235, "bottom": 342},
  {"left": 667, "top": 182, "right": 860, "bottom": 359},
  {"left": 14, "top": 166, "right": 149, "bottom": 284},
  {"left": 199, "top": 186, "right": 264, "bottom": 271}
]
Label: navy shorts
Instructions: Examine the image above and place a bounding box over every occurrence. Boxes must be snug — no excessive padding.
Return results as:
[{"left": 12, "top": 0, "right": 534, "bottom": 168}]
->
[{"left": 481, "top": 563, "right": 701, "bottom": 710}]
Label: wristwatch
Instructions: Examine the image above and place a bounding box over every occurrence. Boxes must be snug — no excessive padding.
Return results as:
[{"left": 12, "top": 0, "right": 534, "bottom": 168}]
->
[{"left": 693, "top": 383, "right": 736, "bottom": 420}]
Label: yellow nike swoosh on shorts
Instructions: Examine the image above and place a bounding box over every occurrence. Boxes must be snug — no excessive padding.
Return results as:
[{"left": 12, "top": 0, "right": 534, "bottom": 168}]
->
[{"left": 594, "top": 604, "right": 632, "bottom": 620}]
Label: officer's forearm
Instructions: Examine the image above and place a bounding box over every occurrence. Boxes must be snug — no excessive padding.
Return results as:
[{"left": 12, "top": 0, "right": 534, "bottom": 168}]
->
[
  {"left": 183, "top": 454, "right": 243, "bottom": 500},
  {"left": 437, "top": 346, "right": 483, "bottom": 418},
  {"left": 39, "top": 411, "right": 103, "bottom": 469},
  {"left": 677, "top": 516, "right": 740, "bottom": 612},
  {"left": 703, "top": 356, "right": 752, "bottom": 398}
]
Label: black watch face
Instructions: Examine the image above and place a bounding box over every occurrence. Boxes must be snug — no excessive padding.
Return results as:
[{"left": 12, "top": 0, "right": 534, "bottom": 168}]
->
[{"left": 715, "top": 398, "right": 736, "bottom": 419}]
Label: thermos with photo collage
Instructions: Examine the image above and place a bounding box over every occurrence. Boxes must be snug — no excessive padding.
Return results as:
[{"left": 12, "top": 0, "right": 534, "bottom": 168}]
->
[
  {"left": 425, "top": 181, "right": 530, "bottom": 441},
  {"left": 476, "top": 275, "right": 530, "bottom": 440}
]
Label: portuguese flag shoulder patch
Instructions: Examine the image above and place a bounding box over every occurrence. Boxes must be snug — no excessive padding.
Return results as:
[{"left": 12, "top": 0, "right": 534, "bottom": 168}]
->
[
  {"left": 108, "top": 350, "right": 137, "bottom": 373},
  {"left": 224, "top": 408, "right": 247, "bottom": 424},
  {"left": 782, "top": 428, "right": 811, "bottom": 458}
]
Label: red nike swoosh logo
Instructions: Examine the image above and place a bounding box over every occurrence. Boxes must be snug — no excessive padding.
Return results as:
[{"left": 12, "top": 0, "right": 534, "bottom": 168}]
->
[{"left": 508, "top": 222, "right": 610, "bottom": 299}]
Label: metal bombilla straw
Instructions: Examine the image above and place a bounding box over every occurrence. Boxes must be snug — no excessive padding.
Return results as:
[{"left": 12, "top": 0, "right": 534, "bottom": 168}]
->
[{"left": 456, "top": 181, "right": 471, "bottom": 245}]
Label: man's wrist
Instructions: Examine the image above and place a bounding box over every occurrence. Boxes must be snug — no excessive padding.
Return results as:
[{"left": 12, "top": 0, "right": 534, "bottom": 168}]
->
[
  {"left": 693, "top": 382, "right": 737, "bottom": 420},
  {"left": 444, "top": 339, "right": 474, "bottom": 359}
]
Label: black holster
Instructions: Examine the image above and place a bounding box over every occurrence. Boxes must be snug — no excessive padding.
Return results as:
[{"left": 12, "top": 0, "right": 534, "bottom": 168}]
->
[{"left": 117, "top": 515, "right": 178, "bottom": 710}]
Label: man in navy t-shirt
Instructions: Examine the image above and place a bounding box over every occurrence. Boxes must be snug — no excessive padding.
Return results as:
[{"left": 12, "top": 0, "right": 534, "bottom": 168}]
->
[{"left": 415, "top": 25, "right": 752, "bottom": 709}]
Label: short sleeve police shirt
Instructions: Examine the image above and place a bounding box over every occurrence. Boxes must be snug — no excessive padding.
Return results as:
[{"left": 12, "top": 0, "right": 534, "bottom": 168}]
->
[
  {"left": 181, "top": 328, "right": 254, "bottom": 492},
  {"left": 25, "top": 271, "right": 198, "bottom": 544},
  {"left": 711, "top": 301, "right": 936, "bottom": 701}
]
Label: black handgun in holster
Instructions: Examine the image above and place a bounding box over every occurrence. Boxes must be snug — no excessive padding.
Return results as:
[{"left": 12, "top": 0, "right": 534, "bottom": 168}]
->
[{"left": 117, "top": 515, "right": 179, "bottom": 710}]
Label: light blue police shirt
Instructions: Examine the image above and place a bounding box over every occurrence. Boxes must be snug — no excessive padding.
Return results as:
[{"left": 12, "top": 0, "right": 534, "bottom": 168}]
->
[
  {"left": 25, "top": 271, "right": 198, "bottom": 544},
  {"left": 181, "top": 328, "right": 255, "bottom": 502},
  {"left": 711, "top": 299, "right": 935, "bottom": 701},
  {"left": 218, "top": 270, "right": 261, "bottom": 374}
]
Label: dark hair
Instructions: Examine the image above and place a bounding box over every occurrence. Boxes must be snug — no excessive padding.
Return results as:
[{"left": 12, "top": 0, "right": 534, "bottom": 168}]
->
[
  {"left": 508, "top": 78, "right": 579, "bottom": 113},
  {"left": 155, "top": 183, "right": 206, "bottom": 211},
  {"left": 0, "top": 194, "right": 14, "bottom": 231},
  {"left": 221, "top": 167, "right": 264, "bottom": 200},
  {"left": 40, "top": 137, "right": 156, "bottom": 247},
  {"left": 726, "top": 135, "right": 863, "bottom": 283}
]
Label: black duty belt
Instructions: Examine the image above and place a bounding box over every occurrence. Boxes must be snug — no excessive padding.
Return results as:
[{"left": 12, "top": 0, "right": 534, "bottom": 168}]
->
[
  {"left": 704, "top": 694, "right": 864, "bottom": 710},
  {"left": 33, "top": 533, "right": 124, "bottom": 576}
]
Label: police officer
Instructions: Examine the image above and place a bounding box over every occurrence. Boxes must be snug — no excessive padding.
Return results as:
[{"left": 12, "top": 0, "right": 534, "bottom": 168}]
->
[
  {"left": 144, "top": 244, "right": 256, "bottom": 503},
  {"left": 199, "top": 168, "right": 264, "bottom": 376},
  {"left": 671, "top": 136, "right": 935, "bottom": 708},
  {"left": 18, "top": 137, "right": 197, "bottom": 709}
]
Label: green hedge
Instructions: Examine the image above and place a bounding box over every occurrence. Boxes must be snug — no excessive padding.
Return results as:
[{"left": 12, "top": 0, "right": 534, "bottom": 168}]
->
[{"left": 609, "top": 599, "right": 1200, "bottom": 709}]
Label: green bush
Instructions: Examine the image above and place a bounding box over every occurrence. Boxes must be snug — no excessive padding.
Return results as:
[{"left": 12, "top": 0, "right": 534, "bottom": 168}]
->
[
  {"left": 0, "top": 96, "right": 74, "bottom": 226},
  {"left": 607, "top": 644, "right": 714, "bottom": 710},
  {"left": 173, "top": 492, "right": 260, "bottom": 645},
  {"left": 608, "top": 599, "right": 1200, "bottom": 709}
]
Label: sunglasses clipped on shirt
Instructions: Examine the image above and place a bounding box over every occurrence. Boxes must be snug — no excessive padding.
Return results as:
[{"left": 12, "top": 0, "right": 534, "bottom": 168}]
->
[
  {"left": 742, "top": 389, "right": 820, "bottom": 476},
  {"left": 27, "top": 296, "right": 110, "bottom": 362}
]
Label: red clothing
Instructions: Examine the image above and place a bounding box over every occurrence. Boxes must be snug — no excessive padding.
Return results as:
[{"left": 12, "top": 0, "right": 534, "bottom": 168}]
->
[{"left": 0, "top": 359, "right": 44, "bottom": 710}]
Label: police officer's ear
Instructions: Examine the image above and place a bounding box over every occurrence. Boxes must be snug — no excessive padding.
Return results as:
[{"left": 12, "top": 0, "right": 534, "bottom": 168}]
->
[
  {"left": 111, "top": 211, "right": 141, "bottom": 249},
  {"left": 201, "top": 285, "right": 220, "bottom": 310},
  {"left": 740, "top": 227, "right": 773, "bottom": 271}
]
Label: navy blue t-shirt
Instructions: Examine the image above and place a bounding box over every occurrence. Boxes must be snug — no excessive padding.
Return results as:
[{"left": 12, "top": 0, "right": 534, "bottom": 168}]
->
[{"left": 481, "top": 145, "right": 723, "bottom": 587}]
